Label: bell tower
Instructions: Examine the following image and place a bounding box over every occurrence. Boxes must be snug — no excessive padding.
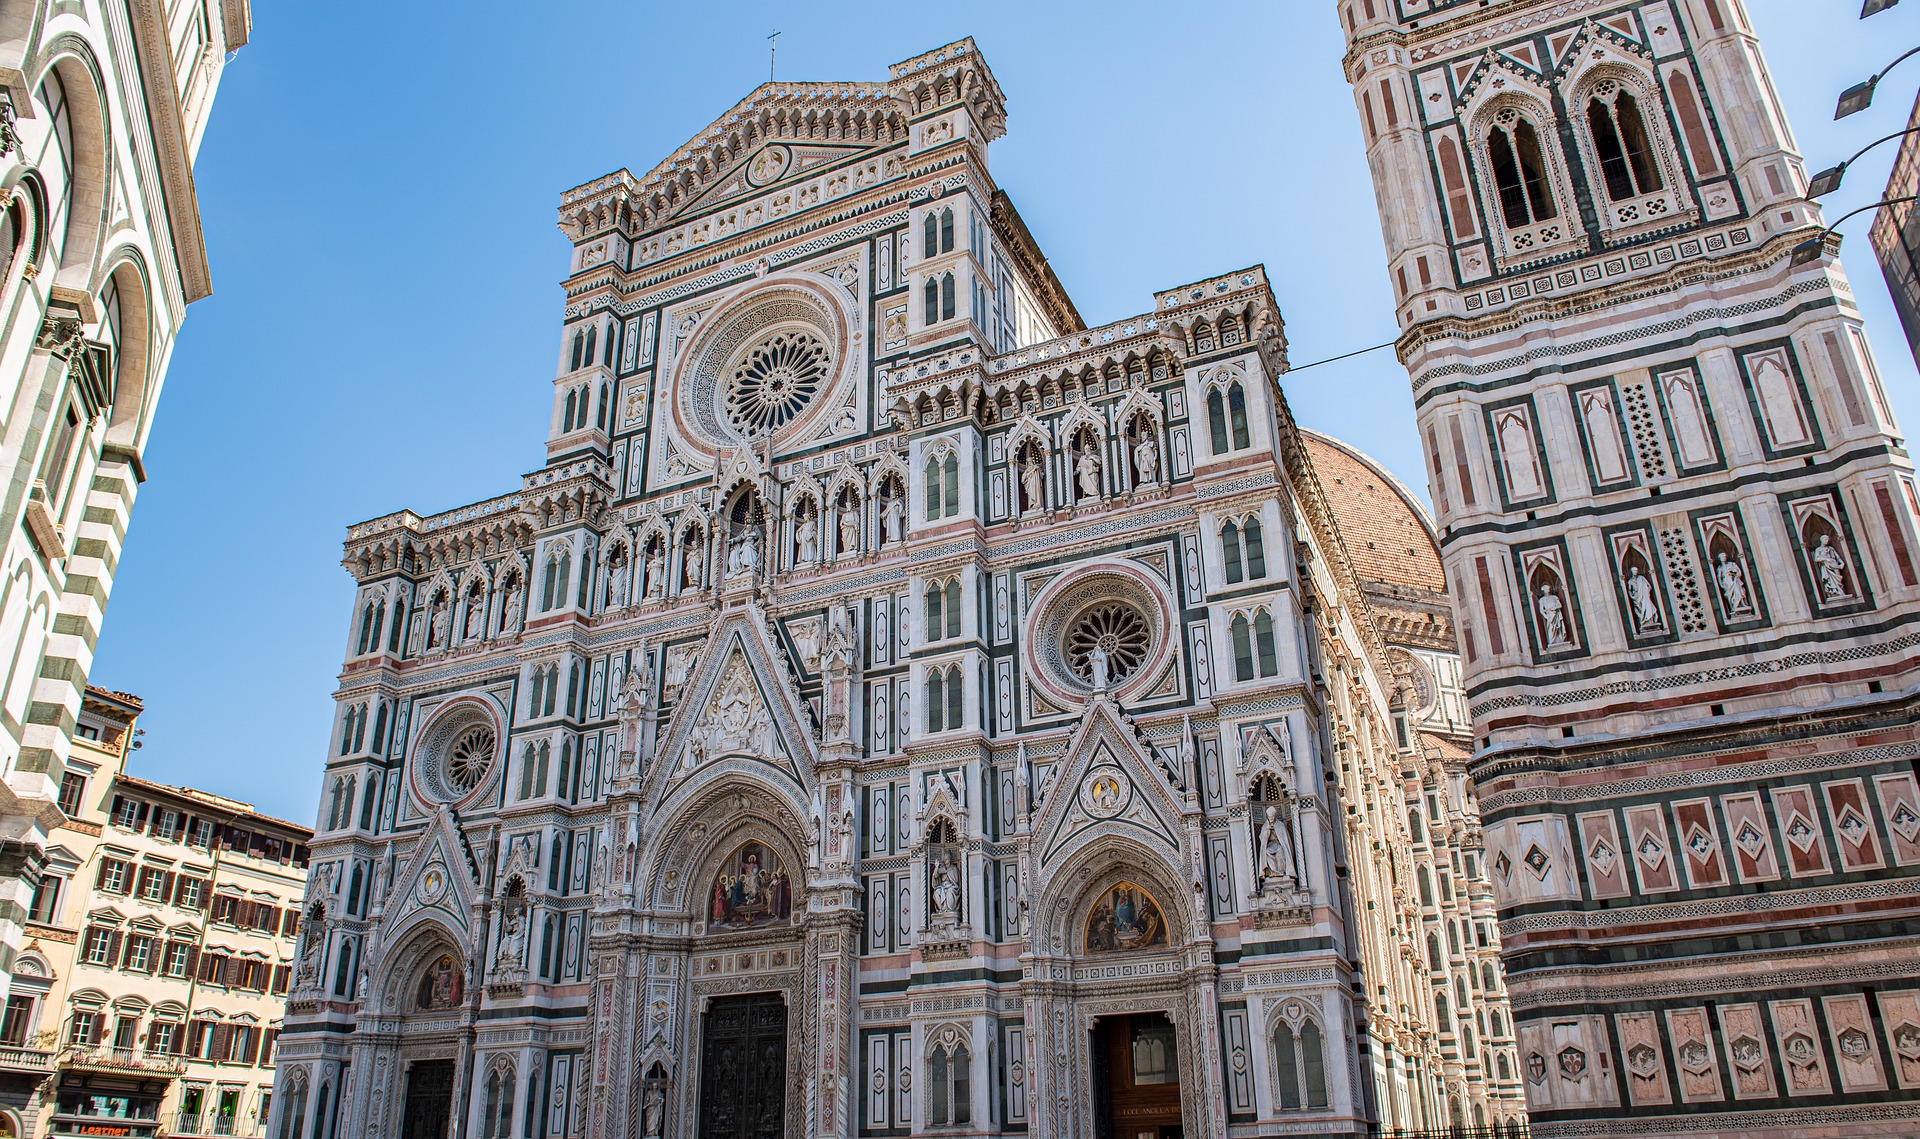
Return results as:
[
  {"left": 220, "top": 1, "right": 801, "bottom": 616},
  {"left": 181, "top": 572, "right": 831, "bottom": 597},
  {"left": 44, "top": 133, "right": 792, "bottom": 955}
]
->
[{"left": 1345, "top": 1, "right": 1920, "bottom": 1134}]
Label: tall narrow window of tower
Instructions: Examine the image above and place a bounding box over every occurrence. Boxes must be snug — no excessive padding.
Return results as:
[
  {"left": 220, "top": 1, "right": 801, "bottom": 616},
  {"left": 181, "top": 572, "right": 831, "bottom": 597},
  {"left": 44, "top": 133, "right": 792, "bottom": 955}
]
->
[
  {"left": 388, "top": 598, "right": 407, "bottom": 654},
  {"left": 1665, "top": 71, "right": 1721, "bottom": 176},
  {"left": 924, "top": 212, "right": 938, "bottom": 257},
  {"left": 1487, "top": 118, "right": 1557, "bottom": 227},
  {"left": 939, "top": 208, "right": 955, "bottom": 253},
  {"left": 583, "top": 326, "right": 597, "bottom": 367},
  {"left": 941, "top": 273, "right": 956, "bottom": 321},
  {"left": 1228, "top": 383, "right": 1251, "bottom": 449},
  {"left": 1587, "top": 85, "right": 1663, "bottom": 202},
  {"left": 1223, "top": 521, "right": 1244, "bottom": 584},
  {"left": 603, "top": 325, "right": 616, "bottom": 367},
  {"left": 570, "top": 329, "right": 584, "bottom": 371},
  {"left": 1379, "top": 80, "right": 1399, "bottom": 129},
  {"left": 1437, "top": 137, "right": 1480, "bottom": 239},
  {"left": 596, "top": 382, "right": 608, "bottom": 431},
  {"left": 1701, "top": 0, "right": 1727, "bottom": 32},
  {"left": 924, "top": 278, "right": 939, "bottom": 325}
]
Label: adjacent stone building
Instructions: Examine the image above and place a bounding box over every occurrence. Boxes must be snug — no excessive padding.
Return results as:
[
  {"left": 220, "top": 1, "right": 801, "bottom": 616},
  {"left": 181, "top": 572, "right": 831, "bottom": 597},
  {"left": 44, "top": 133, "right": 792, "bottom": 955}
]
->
[
  {"left": 278, "top": 38, "right": 1525, "bottom": 1139},
  {"left": 1345, "top": 0, "right": 1920, "bottom": 1135},
  {"left": 0, "top": 687, "right": 310, "bottom": 1139},
  {"left": 0, "top": 0, "right": 252, "bottom": 1014}
]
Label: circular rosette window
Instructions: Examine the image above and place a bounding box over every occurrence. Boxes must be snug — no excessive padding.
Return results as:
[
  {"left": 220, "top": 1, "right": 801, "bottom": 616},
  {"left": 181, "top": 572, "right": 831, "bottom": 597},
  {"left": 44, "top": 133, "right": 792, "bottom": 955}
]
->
[
  {"left": 1025, "top": 564, "right": 1176, "bottom": 707},
  {"left": 409, "top": 700, "right": 502, "bottom": 808},
  {"left": 727, "top": 329, "right": 830, "bottom": 435}
]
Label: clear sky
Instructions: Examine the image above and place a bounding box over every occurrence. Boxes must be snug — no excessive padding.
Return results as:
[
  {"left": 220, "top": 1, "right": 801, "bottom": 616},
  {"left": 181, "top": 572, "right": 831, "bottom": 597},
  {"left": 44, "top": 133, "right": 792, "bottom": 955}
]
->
[{"left": 86, "top": 1, "right": 1920, "bottom": 825}]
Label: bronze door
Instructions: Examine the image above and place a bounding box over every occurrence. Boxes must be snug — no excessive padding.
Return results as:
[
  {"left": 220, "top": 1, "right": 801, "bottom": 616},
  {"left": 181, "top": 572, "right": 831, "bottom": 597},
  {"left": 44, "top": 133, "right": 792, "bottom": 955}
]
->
[
  {"left": 698, "top": 993, "right": 788, "bottom": 1139},
  {"left": 400, "top": 1058, "right": 456, "bottom": 1139}
]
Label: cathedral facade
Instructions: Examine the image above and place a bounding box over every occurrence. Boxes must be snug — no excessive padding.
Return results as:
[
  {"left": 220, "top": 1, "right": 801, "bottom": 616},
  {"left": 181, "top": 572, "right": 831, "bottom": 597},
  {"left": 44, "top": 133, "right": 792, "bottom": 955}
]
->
[
  {"left": 1345, "top": 0, "right": 1920, "bottom": 1135},
  {"left": 277, "top": 39, "right": 1526, "bottom": 1139}
]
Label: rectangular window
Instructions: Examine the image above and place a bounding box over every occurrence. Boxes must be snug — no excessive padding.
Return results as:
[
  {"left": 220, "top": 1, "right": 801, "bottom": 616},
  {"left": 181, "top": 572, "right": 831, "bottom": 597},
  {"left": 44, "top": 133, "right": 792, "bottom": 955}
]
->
[
  {"left": 83, "top": 928, "right": 114, "bottom": 966},
  {"left": 149, "top": 1021, "right": 179, "bottom": 1056},
  {"left": 176, "top": 877, "right": 205, "bottom": 910},
  {"left": 164, "top": 942, "right": 191, "bottom": 978},
  {"left": 68, "top": 1010, "right": 96, "bottom": 1046},
  {"left": 211, "top": 895, "right": 237, "bottom": 924},
  {"left": 0, "top": 995, "right": 33, "bottom": 1046},
  {"left": 99, "top": 860, "right": 129, "bottom": 895},
  {"left": 110, "top": 797, "right": 138, "bottom": 829},
  {"left": 57, "top": 772, "right": 86, "bottom": 816},
  {"left": 138, "top": 868, "right": 167, "bottom": 902},
  {"left": 152, "top": 808, "right": 180, "bottom": 841},
  {"left": 124, "top": 935, "right": 152, "bottom": 973},
  {"left": 28, "top": 874, "right": 61, "bottom": 925}
]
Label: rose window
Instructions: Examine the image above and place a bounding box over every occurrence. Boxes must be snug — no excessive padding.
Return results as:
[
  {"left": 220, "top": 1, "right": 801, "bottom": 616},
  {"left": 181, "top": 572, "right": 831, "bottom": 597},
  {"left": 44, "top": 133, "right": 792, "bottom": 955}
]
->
[
  {"left": 1064, "top": 601, "right": 1151, "bottom": 685},
  {"left": 446, "top": 725, "right": 495, "bottom": 793},
  {"left": 726, "top": 329, "right": 830, "bottom": 435}
]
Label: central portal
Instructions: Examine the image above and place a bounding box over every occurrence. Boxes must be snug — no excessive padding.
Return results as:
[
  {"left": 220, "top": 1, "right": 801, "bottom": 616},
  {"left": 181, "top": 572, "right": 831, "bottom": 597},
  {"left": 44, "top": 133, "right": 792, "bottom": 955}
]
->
[
  {"left": 1091, "top": 1012, "right": 1184, "bottom": 1139},
  {"left": 697, "top": 992, "right": 789, "bottom": 1139},
  {"left": 399, "top": 1058, "right": 455, "bottom": 1139}
]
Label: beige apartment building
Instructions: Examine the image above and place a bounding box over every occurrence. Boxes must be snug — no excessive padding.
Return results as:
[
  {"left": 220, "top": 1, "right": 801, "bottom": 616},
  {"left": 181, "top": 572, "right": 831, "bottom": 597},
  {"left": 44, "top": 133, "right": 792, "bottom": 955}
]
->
[{"left": 0, "top": 688, "right": 310, "bottom": 1138}]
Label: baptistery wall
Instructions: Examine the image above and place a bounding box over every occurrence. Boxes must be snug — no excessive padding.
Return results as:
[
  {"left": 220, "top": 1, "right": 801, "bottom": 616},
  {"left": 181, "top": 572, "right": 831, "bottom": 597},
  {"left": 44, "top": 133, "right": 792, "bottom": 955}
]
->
[{"left": 277, "top": 39, "right": 1525, "bottom": 1139}]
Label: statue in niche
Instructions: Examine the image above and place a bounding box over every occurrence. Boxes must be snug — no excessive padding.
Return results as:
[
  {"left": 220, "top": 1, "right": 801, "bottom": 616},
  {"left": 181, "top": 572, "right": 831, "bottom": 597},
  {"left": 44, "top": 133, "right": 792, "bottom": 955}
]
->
[
  {"left": 429, "top": 594, "right": 451, "bottom": 649},
  {"left": 1715, "top": 550, "right": 1754, "bottom": 615},
  {"left": 683, "top": 535, "right": 706, "bottom": 590},
  {"left": 1256, "top": 804, "right": 1297, "bottom": 888},
  {"left": 1133, "top": 434, "right": 1159, "bottom": 488},
  {"left": 494, "top": 905, "right": 527, "bottom": 970},
  {"left": 1075, "top": 443, "right": 1101, "bottom": 500},
  {"left": 1625, "top": 564, "right": 1661, "bottom": 632},
  {"left": 642, "top": 1084, "right": 665, "bottom": 1138},
  {"left": 930, "top": 853, "right": 960, "bottom": 919},
  {"left": 882, "top": 491, "right": 906, "bottom": 545},
  {"left": 296, "top": 908, "right": 323, "bottom": 985},
  {"left": 1018, "top": 450, "right": 1044, "bottom": 514},
  {"left": 797, "top": 511, "right": 819, "bottom": 565},
  {"left": 838, "top": 497, "right": 860, "bottom": 558},
  {"left": 1809, "top": 531, "right": 1850, "bottom": 601},
  {"left": 464, "top": 590, "right": 486, "bottom": 639},
  {"left": 1536, "top": 583, "right": 1569, "bottom": 647},
  {"left": 610, "top": 554, "right": 630, "bottom": 609},
  {"left": 500, "top": 582, "right": 522, "bottom": 633},
  {"left": 646, "top": 542, "right": 666, "bottom": 598},
  {"left": 726, "top": 527, "right": 761, "bottom": 579}
]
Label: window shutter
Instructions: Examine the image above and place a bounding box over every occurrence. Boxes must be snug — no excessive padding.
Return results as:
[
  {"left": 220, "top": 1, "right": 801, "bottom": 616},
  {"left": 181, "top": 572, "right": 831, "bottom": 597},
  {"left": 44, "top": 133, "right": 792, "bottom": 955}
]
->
[
  {"left": 107, "top": 931, "right": 124, "bottom": 967},
  {"left": 94, "top": 861, "right": 108, "bottom": 890},
  {"left": 209, "top": 1023, "right": 229, "bottom": 1063},
  {"left": 89, "top": 1014, "right": 105, "bottom": 1046},
  {"left": 184, "top": 946, "right": 200, "bottom": 979},
  {"left": 162, "top": 872, "right": 176, "bottom": 903},
  {"left": 82, "top": 924, "right": 99, "bottom": 960}
]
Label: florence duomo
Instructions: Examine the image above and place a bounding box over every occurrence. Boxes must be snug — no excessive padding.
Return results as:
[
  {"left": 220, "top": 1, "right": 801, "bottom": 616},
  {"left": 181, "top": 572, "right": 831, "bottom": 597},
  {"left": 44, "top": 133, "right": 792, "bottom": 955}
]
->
[{"left": 262, "top": 4, "right": 1920, "bottom": 1139}]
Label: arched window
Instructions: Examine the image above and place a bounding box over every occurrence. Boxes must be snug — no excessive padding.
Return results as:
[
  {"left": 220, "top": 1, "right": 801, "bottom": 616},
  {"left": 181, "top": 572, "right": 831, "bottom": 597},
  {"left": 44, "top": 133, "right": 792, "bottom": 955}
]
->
[
  {"left": 1208, "top": 389, "right": 1230, "bottom": 454},
  {"left": 1274, "top": 1019, "right": 1329, "bottom": 1111},
  {"left": 923, "top": 211, "right": 938, "bottom": 257},
  {"left": 333, "top": 938, "right": 354, "bottom": 996},
  {"left": 602, "top": 326, "right": 616, "bottom": 368},
  {"left": 928, "top": 1038, "right": 971, "bottom": 1125},
  {"left": 359, "top": 777, "right": 379, "bottom": 830},
  {"left": 943, "top": 580, "right": 961, "bottom": 638},
  {"left": 1254, "top": 611, "right": 1278, "bottom": 678},
  {"left": 939, "top": 208, "right": 955, "bottom": 253},
  {"left": 941, "top": 453, "right": 958, "bottom": 516},
  {"left": 1435, "top": 991, "right": 1452, "bottom": 1031},
  {"left": 562, "top": 389, "right": 577, "bottom": 433},
  {"left": 566, "top": 662, "right": 581, "bottom": 718},
  {"left": 1586, "top": 81, "right": 1662, "bottom": 201},
  {"left": 539, "top": 915, "right": 555, "bottom": 978},
  {"left": 570, "top": 330, "right": 584, "bottom": 371},
  {"left": 543, "top": 665, "right": 558, "bottom": 717},
  {"left": 535, "top": 742, "right": 550, "bottom": 798},
  {"left": 940, "top": 273, "right": 956, "bottom": 321},
  {"left": 38, "top": 72, "right": 72, "bottom": 260},
  {"left": 1418, "top": 865, "right": 1435, "bottom": 907},
  {"left": 518, "top": 744, "right": 536, "bottom": 800},
  {"left": 1243, "top": 518, "right": 1266, "bottom": 577},
  {"left": 357, "top": 601, "right": 378, "bottom": 655},
  {"left": 529, "top": 669, "right": 546, "bottom": 718},
  {"left": 1408, "top": 808, "right": 1425, "bottom": 844},
  {"left": 326, "top": 778, "right": 345, "bottom": 830},
  {"left": 1487, "top": 114, "right": 1557, "bottom": 227},
  {"left": 582, "top": 326, "right": 596, "bottom": 367},
  {"left": 925, "top": 582, "right": 945, "bottom": 641},
  {"left": 1497, "top": 1052, "right": 1514, "bottom": 1081},
  {"left": 1437, "top": 135, "right": 1479, "bottom": 239},
  {"left": 1223, "top": 521, "right": 1244, "bottom": 585},
  {"left": 557, "top": 739, "right": 572, "bottom": 802},
  {"left": 1231, "top": 615, "right": 1254, "bottom": 682},
  {"left": 924, "top": 278, "right": 939, "bottom": 326},
  {"left": 1482, "top": 962, "right": 1497, "bottom": 990},
  {"left": 927, "top": 669, "right": 947, "bottom": 733},
  {"left": 388, "top": 598, "right": 407, "bottom": 654},
  {"left": 596, "top": 382, "right": 608, "bottom": 431},
  {"left": 1428, "top": 932, "right": 1443, "bottom": 969},
  {"left": 279, "top": 1078, "right": 307, "bottom": 1139},
  {"left": 1227, "top": 382, "right": 1251, "bottom": 449},
  {"left": 1222, "top": 517, "right": 1267, "bottom": 583},
  {"left": 945, "top": 664, "right": 963, "bottom": 731}
]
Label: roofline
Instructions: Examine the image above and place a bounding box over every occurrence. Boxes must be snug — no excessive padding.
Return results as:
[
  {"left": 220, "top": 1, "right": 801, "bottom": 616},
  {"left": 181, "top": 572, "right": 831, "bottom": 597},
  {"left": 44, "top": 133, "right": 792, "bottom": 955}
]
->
[
  {"left": 1296, "top": 428, "right": 1441, "bottom": 547},
  {"left": 114, "top": 773, "right": 313, "bottom": 840}
]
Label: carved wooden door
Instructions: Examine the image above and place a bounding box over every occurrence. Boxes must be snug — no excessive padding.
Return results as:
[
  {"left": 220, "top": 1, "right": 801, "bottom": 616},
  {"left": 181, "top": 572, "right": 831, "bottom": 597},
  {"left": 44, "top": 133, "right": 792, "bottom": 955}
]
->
[
  {"left": 698, "top": 992, "right": 788, "bottom": 1139},
  {"left": 400, "top": 1058, "right": 455, "bottom": 1139}
]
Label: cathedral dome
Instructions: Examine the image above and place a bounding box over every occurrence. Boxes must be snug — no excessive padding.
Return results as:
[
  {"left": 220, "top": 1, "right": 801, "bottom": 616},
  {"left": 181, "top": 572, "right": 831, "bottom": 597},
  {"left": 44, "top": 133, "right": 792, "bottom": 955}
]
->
[{"left": 1298, "top": 430, "right": 1443, "bottom": 597}]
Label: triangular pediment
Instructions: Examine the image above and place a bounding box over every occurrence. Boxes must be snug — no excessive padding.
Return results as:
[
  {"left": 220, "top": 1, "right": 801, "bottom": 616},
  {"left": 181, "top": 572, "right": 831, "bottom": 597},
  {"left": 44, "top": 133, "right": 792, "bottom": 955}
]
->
[
  {"left": 675, "top": 141, "right": 886, "bottom": 221},
  {"left": 1034, "top": 698, "right": 1186, "bottom": 865},
  {"left": 384, "top": 807, "right": 479, "bottom": 935},
  {"left": 648, "top": 606, "right": 817, "bottom": 805}
]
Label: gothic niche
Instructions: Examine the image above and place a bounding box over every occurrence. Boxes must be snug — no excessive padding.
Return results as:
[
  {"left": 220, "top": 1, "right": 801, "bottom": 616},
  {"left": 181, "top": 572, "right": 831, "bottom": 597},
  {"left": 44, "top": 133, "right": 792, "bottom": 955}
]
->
[
  {"left": 706, "top": 841, "right": 792, "bottom": 931},
  {"left": 1528, "top": 563, "right": 1575, "bottom": 651},
  {"left": 1124, "top": 412, "right": 1161, "bottom": 490},
  {"left": 1085, "top": 881, "right": 1167, "bottom": 954},
  {"left": 604, "top": 541, "right": 631, "bottom": 609},
  {"left": 492, "top": 877, "right": 529, "bottom": 981},
  {"left": 723, "top": 489, "right": 765, "bottom": 581},
  {"left": 680, "top": 523, "right": 708, "bottom": 592},
  {"left": 498, "top": 570, "right": 524, "bottom": 633},
  {"left": 876, "top": 473, "right": 906, "bottom": 546},
  {"left": 1800, "top": 511, "right": 1858, "bottom": 605},
  {"left": 1250, "top": 772, "right": 1300, "bottom": 898},
  {"left": 417, "top": 953, "right": 465, "bottom": 1010},
  {"left": 1617, "top": 544, "right": 1665, "bottom": 637},
  {"left": 1014, "top": 438, "right": 1046, "bottom": 516},
  {"left": 793, "top": 494, "right": 821, "bottom": 566},
  {"left": 1070, "top": 426, "right": 1103, "bottom": 503},
  {"left": 834, "top": 485, "right": 862, "bottom": 559},
  {"left": 926, "top": 817, "right": 962, "bottom": 929},
  {"left": 641, "top": 534, "right": 667, "bottom": 599}
]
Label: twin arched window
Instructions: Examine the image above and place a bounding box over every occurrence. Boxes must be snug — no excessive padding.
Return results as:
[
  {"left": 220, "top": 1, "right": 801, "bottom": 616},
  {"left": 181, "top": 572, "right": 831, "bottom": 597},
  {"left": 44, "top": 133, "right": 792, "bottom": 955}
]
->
[
  {"left": 927, "top": 1038, "right": 971, "bottom": 1125},
  {"left": 1229, "top": 610, "right": 1278, "bottom": 682},
  {"left": 542, "top": 550, "right": 572, "bottom": 611},
  {"left": 530, "top": 663, "right": 559, "bottom": 718},
  {"left": 1273, "top": 1019, "right": 1329, "bottom": 1111},
  {"left": 325, "top": 775, "right": 355, "bottom": 831},
  {"left": 922, "top": 207, "right": 955, "bottom": 257},
  {"left": 1207, "top": 382, "right": 1251, "bottom": 454},
  {"left": 925, "top": 451, "right": 960, "bottom": 520},
  {"left": 1221, "top": 517, "right": 1266, "bottom": 584},
  {"left": 1486, "top": 114, "right": 1557, "bottom": 229},
  {"left": 355, "top": 598, "right": 386, "bottom": 655},
  {"left": 926, "top": 664, "right": 964, "bottom": 733},
  {"left": 560, "top": 384, "right": 592, "bottom": 433},
  {"left": 923, "top": 273, "right": 956, "bottom": 325},
  {"left": 924, "top": 579, "right": 961, "bottom": 641},
  {"left": 1586, "top": 81, "right": 1662, "bottom": 202},
  {"left": 518, "top": 741, "right": 550, "bottom": 800},
  {"left": 481, "top": 1065, "right": 516, "bottom": 1138}
]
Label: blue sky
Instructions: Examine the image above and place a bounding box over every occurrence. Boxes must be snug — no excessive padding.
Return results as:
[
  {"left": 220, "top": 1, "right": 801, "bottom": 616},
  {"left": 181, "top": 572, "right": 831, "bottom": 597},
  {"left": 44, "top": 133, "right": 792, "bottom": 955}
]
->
[{"left": 87, "top": 1, "right": 1920, "bottom": 825}]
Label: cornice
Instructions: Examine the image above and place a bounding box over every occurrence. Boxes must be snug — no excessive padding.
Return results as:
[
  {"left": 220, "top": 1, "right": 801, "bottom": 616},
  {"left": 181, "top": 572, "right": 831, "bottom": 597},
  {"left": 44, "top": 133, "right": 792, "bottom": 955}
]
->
[{"left": 124, "top": 0, "right": 210, "bottom": 303}]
